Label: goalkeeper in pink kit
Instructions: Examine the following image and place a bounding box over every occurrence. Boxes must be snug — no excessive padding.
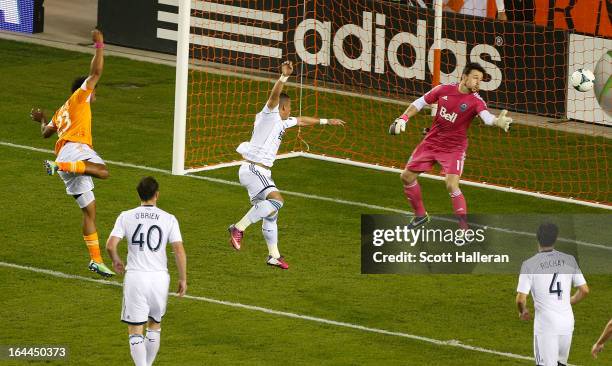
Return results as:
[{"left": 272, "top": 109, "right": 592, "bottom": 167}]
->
[{"left": 389, "top": 62, "right": 513, "bottom": 229}]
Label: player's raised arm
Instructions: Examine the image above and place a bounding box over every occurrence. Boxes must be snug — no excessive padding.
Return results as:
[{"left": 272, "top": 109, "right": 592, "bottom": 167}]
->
[
  {"left": 296, "top": 116, "right": 345, "bottom": 127},
  {"left": 266, "top": 61, "right": 293, "bottom": 110},
  {"left": 85, "top": 29, "right": 105, "bottom": 90},
  {"left": 29, "top": 107, "right": 56, "bottom": 138},
  {"left": 171, "top": 241, "right": 187, "bottom": 296}
]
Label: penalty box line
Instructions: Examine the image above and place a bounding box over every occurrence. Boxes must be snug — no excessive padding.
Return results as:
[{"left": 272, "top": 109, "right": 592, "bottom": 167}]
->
[
  {"left": 1, "top": 141, "right": 609, "bottom": 251},
  {"left": 0, "top": 261, "right": 537, "bottom": 364}
]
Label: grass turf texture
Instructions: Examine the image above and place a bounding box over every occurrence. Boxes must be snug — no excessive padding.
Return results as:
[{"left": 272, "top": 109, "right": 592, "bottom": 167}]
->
[{"left": 0, "top": 39, "right": 610, "bottom": 365}]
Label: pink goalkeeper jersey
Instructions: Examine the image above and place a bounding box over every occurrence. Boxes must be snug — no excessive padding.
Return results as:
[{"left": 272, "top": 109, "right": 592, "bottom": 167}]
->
[{"left": 422, "top": 83, "right": 487, "bottom": 152}]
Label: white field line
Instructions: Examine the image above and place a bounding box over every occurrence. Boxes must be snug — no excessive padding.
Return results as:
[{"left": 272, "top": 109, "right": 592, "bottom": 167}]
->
[
  {"left": 1, "top": 141, "right": 609, "bottom": 251},
  {"left": 0, "top": 261, "right": 538, "bottom": 364}
]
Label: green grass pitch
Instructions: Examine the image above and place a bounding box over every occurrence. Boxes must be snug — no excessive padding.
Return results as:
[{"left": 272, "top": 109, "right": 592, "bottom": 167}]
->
[{"left": 0, "top": 39, "right": 610, "bottom": 365}]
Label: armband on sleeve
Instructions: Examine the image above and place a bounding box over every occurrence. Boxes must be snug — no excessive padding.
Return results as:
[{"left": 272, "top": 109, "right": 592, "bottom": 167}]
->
[
  {"left": 410, "top": 96, "right": 428, "bottom": 111},
  {"left": 479, "top": 110, "right": 496, "bottom": 126}
]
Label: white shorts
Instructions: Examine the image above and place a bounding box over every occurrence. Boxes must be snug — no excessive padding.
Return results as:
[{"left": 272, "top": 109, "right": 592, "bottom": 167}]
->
[
  {"left": 121, "top": 271, "right": 170, "bottom": 325},
  {"left": 534, "top": 333, "right": 572, "bottom": 366},
  {"left": 238, "top": 162, "right": 278, "bottom": 203},
  {"left": 56, "top": 142, "right": 105, "bottom": 195}
]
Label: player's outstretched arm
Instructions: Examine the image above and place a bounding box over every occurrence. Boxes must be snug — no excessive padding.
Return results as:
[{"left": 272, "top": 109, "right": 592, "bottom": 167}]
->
[
  {"left": 296, "top": 116, "right": 345, "bottom": 127},
  {"left": 516, "top": 292, "right": 531, "bottom": 320},
  {"left": 266, "top": 61, "right": 293, "bottom": 110},
  {"left": 85, "top": 29, "right": 105, "bottom": 90},
  {"left": 106, "top": 236, "right": 125, "bottom": 274},
  {"left": 171, "top": 242, "right": 187, "bottom": 297},
  {"left": 389, "top": 104, "right": 421, "bottom": 135},
  {"left": 30, "top": 108, "right": 56, "bottom": 138},
  {"left": 479, "top": 109, "right": 513, "bottom": 132},
  {"left": 389, "top": 89, "right": 436, "bottom": 136},
  {"left": 570, "top": 284, "right": 589, "bottom": 305},
  {"left": 592, "top": 319, "right": 612, "bottom": 358}
]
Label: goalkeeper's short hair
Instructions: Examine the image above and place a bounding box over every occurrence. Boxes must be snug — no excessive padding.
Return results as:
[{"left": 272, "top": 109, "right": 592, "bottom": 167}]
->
[
  {"left": 462, "top": 62, "right": 485, "bottom": 76},
  {"left": 537, "top": 222, "right": 559, "bottom": 247}
]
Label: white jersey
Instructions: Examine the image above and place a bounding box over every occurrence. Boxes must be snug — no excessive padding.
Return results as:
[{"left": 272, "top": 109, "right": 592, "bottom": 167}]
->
[
  {"left": 236, "top": 104, "right": 297, "bottom": 167},
  {"left": 110, "top": 205, "right": 183, "bottom": 272},
  {"left": 517, "top": 250, "right": 587, "bottom": 335}
]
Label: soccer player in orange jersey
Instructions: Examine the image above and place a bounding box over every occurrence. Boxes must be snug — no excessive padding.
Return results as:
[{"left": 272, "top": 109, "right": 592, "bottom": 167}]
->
[{"left": 29, "top": 29, "right": 114, "bottom": 277}]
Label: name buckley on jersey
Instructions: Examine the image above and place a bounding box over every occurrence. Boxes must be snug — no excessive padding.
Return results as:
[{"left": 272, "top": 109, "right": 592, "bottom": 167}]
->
[{"left": 539, "top": 259, "right": 565, "bottom": 270}]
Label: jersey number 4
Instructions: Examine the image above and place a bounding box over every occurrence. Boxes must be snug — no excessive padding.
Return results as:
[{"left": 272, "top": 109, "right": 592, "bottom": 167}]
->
[
  {"left": 549, "top": 273, "right": 563, "bottom": 300},
  {"left": 131, "top": 224, "right": 163, "bottom": 252}
]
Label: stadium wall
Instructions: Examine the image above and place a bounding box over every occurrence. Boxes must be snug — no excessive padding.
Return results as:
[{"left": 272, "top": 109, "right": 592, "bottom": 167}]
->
[
  {"left": 98, "top": 0, "right": 609, "bottom": 125},
  {"left": 0, "top": 0, "right": 44, "bottom": 33}
]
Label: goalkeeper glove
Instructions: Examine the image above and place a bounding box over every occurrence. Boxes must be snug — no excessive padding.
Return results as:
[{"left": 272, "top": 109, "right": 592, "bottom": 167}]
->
[
  {"left": 493, "top": 110, "right": 513, "bottom": 132},
  {"left": 389, "top": 115, "right": 408, "bottom": 135}
]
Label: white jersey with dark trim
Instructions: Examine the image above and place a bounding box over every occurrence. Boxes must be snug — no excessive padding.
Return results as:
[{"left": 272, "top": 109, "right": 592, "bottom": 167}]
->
[
  {"left": 110, "top": 205, "right": 183, "bottom": 272},
  {"left": 236, "top": 104, "right": 298, "bottom": 167},
  {"left": 517, "top": 250, "right": 586, "bottom": 335}
]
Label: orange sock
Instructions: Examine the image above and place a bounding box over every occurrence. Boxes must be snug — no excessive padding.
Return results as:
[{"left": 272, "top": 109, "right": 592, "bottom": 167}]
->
[
  {"left": 57, "top": 161, "right": 86, "bottom": 174},
  {"left": 84, "top": 232, "right": 103, "bottom": 263}
]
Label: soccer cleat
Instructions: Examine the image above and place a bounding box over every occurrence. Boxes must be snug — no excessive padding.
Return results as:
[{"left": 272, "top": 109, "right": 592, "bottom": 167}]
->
[
  {"left": 43, "top": 160, "right": 59, "bottom": 175},
  {"left": 407, "top": 214, "right": 430, "bottom": 231},
  {"left": 266, "top": 255, "right": 289, "bottom": 270},
  {"left": 88, "top": 260, "right": 115, "bottom": 277},
  {"left": 228, "top": 225, "right": 244, "bottom": 250}
]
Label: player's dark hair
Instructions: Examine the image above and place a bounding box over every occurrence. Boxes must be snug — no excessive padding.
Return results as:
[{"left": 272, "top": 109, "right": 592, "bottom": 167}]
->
[
  {"left": 71, "top": 76, "right": 88, "bottom": 93},
  {"left": 279, "top": 92, "right": 291, "bottom": 107},
  {"left": 137, "top": 176, "right": 159, "bottom": 201},
  {"left": 462, "top": 62, "right": 486, "bottom": 76},
  {"left": 536, "top": 222, "right": 558, "bottom": 247}
]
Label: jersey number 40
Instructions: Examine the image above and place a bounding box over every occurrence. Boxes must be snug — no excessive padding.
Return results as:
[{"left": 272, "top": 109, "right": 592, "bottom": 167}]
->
[{"left": 131, "top": 224, "right": 163, "bottom": 252}]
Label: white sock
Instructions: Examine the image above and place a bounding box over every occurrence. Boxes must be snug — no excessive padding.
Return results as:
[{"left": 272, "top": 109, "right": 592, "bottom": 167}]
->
[
  {"left": 235, "top": 199, "right": 282, "bottom": 231},
  {"left": 129, "top": 334, "right": 147, "bottom": 366},
  {"left": 262, "top": 214, "right": 280, "bottom": 258},
  {"left": 145, "top": 329, "right": 161, "bottom": 366}
]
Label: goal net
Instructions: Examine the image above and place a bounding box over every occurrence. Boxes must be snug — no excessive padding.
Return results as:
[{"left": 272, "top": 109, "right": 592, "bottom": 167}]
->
[{"left": 170, "top": 0, "right": 611, "bottom": 206}]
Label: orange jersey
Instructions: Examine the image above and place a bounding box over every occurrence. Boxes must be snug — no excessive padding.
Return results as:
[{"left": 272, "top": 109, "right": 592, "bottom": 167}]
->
[{"left": 50, "top": 85, "right": 94, "bottom": 155}]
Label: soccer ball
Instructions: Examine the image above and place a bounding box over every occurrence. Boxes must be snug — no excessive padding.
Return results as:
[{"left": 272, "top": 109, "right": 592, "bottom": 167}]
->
[{"left": 570, "top": 69, "right": 595, "bottom": 92}]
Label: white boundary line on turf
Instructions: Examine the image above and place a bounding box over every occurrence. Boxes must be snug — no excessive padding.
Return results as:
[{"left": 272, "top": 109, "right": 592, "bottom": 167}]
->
[
  {"left": 0, "top": 261, "right": 540, "bottom": 364},
  {"left": 1, "top": 141, "right": 610, "bottom": 252}
]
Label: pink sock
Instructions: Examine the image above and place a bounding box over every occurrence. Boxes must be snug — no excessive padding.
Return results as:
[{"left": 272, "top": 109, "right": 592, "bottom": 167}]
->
[
  {"left": 450, "top": 190, "right": 468, "bottom": 229},
  {"left": 403, "top": 181, "right": 427, "bottom": 217}
]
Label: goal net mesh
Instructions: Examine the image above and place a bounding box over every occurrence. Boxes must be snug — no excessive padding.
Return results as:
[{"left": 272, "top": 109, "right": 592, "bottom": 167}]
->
[{"left": 180, "top": 0, "right": 610, "bottom": 204}]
